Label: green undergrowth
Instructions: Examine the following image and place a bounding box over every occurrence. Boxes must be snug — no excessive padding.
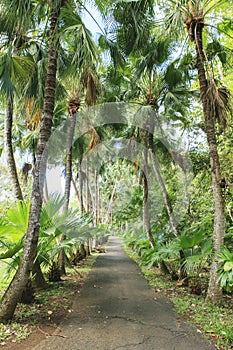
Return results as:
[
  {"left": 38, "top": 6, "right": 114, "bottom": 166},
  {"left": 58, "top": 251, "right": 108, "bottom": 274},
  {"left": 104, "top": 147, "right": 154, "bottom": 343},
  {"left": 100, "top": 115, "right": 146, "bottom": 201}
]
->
[
  {"left": 0, "top": 253, "right": 98, "bottom": 347},
  {"left": 125, "top": 246, "right": 233, "bottom": 350}
]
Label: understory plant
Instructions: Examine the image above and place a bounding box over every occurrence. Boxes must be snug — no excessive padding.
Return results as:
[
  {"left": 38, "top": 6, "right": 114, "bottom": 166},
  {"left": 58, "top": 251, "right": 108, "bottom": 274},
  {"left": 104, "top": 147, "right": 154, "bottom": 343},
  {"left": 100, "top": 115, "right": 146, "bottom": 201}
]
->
[
  {"left": 217, "top": 245, "right": 233, "bottom": 293},
  {"left": 0, "top": 194, "right": 99, "bottom": 293}
]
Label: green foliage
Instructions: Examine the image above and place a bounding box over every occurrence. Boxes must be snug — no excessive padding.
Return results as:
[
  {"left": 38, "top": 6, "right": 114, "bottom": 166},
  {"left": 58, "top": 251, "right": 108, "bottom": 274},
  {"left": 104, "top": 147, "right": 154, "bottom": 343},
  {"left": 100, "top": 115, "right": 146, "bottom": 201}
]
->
[
  {"left": 217, "top": 245, "right": 233, "bottom": 292},
  {"left": 0, "top": 201, "right": 29, "bottom": 242},
  {"left": 0, "top": 194, "right": 94, "bottom": 278}
]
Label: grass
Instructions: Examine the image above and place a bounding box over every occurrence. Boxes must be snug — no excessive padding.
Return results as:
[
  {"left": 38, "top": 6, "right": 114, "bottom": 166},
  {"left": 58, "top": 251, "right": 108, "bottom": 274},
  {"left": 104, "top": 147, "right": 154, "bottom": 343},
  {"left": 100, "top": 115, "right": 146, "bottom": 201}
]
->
[
  {"left": 125, "top": 247, "right": 233, "bottom": 350},
  {"left": 0, "top": 253, "right": 98, "bottom": 348}
]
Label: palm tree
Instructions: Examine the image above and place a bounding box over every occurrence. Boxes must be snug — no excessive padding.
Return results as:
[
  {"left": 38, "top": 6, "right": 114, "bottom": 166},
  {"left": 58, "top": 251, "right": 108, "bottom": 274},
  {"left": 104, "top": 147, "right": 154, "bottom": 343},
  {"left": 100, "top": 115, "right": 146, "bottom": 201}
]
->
[
  {"left": 64, "top": 96, "right": 80, "bottom": 211},
  {"left": 4, "top": 96, "right": 24, "bottom": 201},
  {"left": 162, "top": 0, "right": 231, "bottom": 303},
  {"left": 0, "top": 1, "right": 36, "bottom": 201},
  {"left": 0, "top": 0, "right": 62, "bottom": 322},
  {"left": 142, "top": 147, "right": 156, "bottom": 248}
]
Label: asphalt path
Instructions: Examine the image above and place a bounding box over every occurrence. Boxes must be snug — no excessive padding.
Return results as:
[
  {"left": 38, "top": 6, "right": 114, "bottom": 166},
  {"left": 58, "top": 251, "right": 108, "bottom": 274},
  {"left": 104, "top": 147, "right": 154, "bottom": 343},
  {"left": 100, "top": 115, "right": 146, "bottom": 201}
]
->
[{"left": 33, "top": 236, "right": 215, "bottom": 350}]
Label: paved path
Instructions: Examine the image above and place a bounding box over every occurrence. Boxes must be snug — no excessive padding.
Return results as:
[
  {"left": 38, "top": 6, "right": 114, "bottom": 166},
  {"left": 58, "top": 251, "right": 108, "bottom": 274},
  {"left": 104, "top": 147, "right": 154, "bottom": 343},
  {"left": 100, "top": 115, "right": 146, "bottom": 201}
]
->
[{"left": 33, "top": 237, "right": 215, "bottom": 350}]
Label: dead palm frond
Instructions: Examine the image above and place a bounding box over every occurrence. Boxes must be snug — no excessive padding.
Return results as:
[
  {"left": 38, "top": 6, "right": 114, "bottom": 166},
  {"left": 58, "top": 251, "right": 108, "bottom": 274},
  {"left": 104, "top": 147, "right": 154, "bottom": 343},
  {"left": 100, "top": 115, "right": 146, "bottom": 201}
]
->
[
  {"left": 22, "top": 162, "right": 32, "bottom": 184},
  {"left": 207, "top": 79, "right": 232, "bottom": 128},
  {"left": 24, "top": 97, "right": 42, "bottom": 130},
  {"left": 85, "top": 70, "right": 100, "bottom": 107},
  {"left": 85, "top": 127, "right": 100, "bottom": 154}
]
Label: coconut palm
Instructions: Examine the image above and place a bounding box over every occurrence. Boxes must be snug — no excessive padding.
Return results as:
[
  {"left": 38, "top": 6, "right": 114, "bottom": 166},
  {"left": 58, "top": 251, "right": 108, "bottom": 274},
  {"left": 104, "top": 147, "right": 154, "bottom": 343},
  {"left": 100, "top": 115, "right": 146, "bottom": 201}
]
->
[
  {"left": 0, "top": 0, "right": 37, "bottom": 201},
  {"left": 0, "top": 0, "right": 104, "bottom": 320},
  {"left": 0, "top": 0, "right": 62, "bottom": 322}
]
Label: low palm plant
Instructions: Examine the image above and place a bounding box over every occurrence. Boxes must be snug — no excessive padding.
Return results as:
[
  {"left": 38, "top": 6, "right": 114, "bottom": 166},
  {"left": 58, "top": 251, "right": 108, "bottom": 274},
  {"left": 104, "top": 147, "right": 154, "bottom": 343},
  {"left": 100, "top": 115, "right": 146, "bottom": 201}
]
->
[
  {"left": 0, "top": 194, "right": 94, "bottom": 294},
  {"left": 137, "top": 228, "right": 213, "bottom": 291}
]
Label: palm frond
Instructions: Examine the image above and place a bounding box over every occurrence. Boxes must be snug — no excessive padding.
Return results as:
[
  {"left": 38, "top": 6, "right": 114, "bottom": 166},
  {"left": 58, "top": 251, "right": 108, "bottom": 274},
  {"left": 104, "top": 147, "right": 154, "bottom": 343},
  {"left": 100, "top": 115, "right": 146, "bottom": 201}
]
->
[
  {"left": 207, "top": 79, "right": 232, "bottom": 128},
  {"left": 0, "top": 201, "right": 29, "bottom": 241}
]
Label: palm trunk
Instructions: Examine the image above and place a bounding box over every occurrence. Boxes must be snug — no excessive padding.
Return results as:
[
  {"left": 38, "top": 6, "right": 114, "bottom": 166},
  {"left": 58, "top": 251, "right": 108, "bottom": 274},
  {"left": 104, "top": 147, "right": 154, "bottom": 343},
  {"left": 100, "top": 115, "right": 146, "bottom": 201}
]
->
[
  {"left": 150, "top": 151, "right": 178, "bottom": 236},
  {"left": 146, "top": 116, "right": 183, "bottom": 276},
  {"left": 64, "top": 113, "right": 77, "bottom": 211},
  {"left": 0, "top": 2, "right": 61, "bottom": 322},
  {"left": 72, "top": 177, "right": 80, "bottom": 201},
  {"left": 195, "top": 21, "right": 225, "bottom": 303},
  {"left": 105, "top": 184, "right": 116, "bottom": 224},
  {"left": 32, "top": 261, "right": 48, "bottom": 290},
  {"left": 95, "top": 169, "right": 99, "bottom": 226},
  {"left": 58, "top": 112, "right": 77, "bottom": 275},
  {"left": 4, "top": 95, "right": 23, "bottom": 201},
  {"left": 85, "top": 160, "right": 89, "bottom": 212},
  {"left": 79, "top": 158, "right": 85, "bottom": 214},
  {"left": 143, "top": 148, "right": 156, "bottom": 248}
]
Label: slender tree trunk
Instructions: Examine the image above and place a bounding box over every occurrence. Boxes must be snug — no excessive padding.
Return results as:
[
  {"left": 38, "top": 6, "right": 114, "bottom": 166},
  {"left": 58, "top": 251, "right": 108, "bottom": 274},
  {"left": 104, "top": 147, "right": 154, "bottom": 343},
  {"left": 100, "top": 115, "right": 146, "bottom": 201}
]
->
[
  {"left": 195, "top": 21, "right": 225, "bottom": 303},
  {"left": 58, "top": 112, "right": 77, "bottom": 275},
  {"left": 94, "top": 169, "right": 99, "bottom": 226},
  {"left": 72, "top": 177, "right": 80, "bottom": 201},
  {"left": 143, "top": 148, "right": 156, "bottom": 248},
  {"left": 82, "top": 160, "right": 93, "bottom": 214},
  {"left": 0, "top": 2, "right": 61, "bottom": 322},
  {"left": 4, "top": 95, "right": 24, "bottom": 201},
  {"left": 105, "top": 184, "right": 116, "bottom": 224},
  {"left": 150, "top": 151, "right": 178, "bottom": 236},
  {"left": 79, "top": 158, "right": 85, "bottom": 214},
  {"left": 85, "top": 159, "right": 89, "bottom": 212},
  {"left": 64, "top": 113, "right": 77, "bottom": 211},
  {"left": 147, "top": 115, "right": 183, "bottom": 276}
]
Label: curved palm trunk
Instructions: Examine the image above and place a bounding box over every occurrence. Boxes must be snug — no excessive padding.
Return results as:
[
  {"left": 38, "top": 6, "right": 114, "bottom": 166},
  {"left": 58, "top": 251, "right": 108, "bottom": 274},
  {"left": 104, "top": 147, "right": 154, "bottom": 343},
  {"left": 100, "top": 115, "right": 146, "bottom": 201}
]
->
[
  {"left": 144, "top": 117, "right": 179, "bottom": 237},
  {"left": 0, "top": 2, "right": 61, "bottom": 322},
  {"left": 195, "top": 21, "right": 225, "bottom": 303},
  {"left": 4, "top": 95, "right": 23, "bottom": 201},
  {"left": 146, "top": 119, "right": 184, "bottom": 276},
  {"left": 150, "top": 151, "right": 178, "bottom": 236}
]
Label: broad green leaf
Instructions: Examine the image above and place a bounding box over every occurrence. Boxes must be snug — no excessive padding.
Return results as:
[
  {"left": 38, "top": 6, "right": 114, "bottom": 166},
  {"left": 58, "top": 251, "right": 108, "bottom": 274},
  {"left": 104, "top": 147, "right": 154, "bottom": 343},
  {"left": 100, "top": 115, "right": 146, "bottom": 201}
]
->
[{"left": 224, "top": 261, "right": 233, "bottom": 272}]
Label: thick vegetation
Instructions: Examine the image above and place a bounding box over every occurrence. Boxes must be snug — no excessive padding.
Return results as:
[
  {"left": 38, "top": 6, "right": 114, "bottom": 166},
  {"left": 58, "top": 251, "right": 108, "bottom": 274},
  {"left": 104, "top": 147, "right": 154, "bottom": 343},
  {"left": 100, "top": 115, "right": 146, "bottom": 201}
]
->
[{"left": 0, "top": 0, "right": 232, "bottom": 347}]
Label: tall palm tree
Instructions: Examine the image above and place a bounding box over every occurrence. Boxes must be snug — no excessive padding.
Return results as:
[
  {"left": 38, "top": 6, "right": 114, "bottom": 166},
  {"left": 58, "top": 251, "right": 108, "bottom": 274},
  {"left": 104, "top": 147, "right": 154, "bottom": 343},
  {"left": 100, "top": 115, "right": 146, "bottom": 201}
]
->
[
  {"left": 0, "top": 0, "right": 36, "bottom": 201},
  {"left": 4, "top": 96, "right": 24, "bottom": 201},
  {"left": 0, "top": 0, "right": 62, "bottom": 322},
  {"left": 162, "top": 0, "right": 231, "bottom": 303}
]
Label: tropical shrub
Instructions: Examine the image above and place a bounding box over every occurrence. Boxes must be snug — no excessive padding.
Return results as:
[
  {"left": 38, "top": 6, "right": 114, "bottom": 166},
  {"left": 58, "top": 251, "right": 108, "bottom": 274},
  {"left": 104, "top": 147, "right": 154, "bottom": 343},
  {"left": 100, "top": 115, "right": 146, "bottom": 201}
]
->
[{"left": 217, "top": 245, "right": 233, "bottom": 293}]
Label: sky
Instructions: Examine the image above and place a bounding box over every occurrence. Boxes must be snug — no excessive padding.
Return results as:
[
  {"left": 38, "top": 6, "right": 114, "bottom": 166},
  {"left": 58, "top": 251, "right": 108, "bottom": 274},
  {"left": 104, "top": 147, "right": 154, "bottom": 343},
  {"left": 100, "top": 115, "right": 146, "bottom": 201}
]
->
[{"left": 82, "top": 4, "right": 104, "bottom": 41}]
